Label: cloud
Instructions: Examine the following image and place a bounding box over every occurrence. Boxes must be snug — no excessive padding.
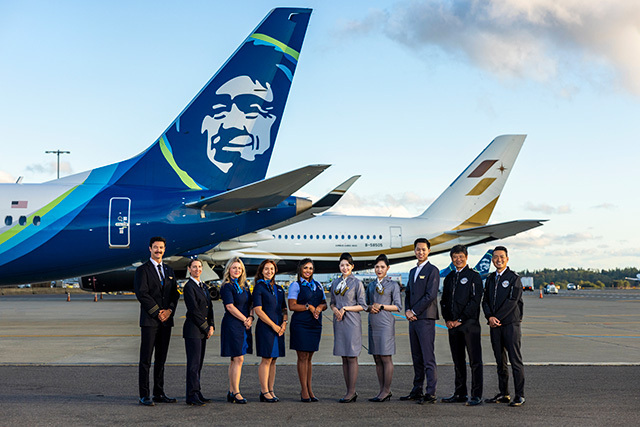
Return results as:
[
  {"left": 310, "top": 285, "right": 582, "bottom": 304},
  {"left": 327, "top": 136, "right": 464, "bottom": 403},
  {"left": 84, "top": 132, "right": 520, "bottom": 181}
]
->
[
  {"left": 523, "top": 202, "right": 571, "bottom": 214},
  {"left": 505, "top": 230, "right": 598, "bottom": 248},
  {"left": 0, "top": 171, "right": 16, "bottom": 183},
  {"left": 311, "top": 191, "right": 436, "bottom": 217},
  {"left": 591, "top": 203, "right": 616, "bottom": 210},
  {"left": 344, "top": 0, "right": 640, "bottom": 95},
  {"left": 25, "top": 161, "right": 73, "bottom": 177}
]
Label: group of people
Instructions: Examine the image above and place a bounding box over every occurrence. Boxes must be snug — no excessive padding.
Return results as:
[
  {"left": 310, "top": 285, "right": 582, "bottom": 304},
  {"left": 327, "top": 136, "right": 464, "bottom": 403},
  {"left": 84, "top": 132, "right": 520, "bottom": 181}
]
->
[{"left": 133, "top": 236, "right": 525, "bottom": 408}]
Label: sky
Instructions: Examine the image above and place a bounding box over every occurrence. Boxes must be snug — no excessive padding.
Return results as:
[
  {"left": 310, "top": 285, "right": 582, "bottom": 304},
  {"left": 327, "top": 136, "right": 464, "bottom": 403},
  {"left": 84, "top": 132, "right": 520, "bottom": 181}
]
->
[{"left": 1, "top": 0, "right": 638, "bottom": 272}]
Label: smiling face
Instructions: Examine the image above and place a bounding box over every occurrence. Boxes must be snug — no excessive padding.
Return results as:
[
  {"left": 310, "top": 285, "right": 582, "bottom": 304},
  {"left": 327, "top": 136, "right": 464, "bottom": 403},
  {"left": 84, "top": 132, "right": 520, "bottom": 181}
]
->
[
  {"left": 188, "top": 260, "right": 203, "bottom": 281},
  {"left": 261, "top": 262, "right": 276, "bottom": 281},
  {"left": 149, "top": 241, "right": 165, "bottom": 263},
  {"left": 414, "top": 242, "right": 430, "bottom": 264},
  {"left": 201, "top": 76, "right": 277, "bottom": 173},
  {"left": 451, "top": 252, "right": 468, "bottom": 270},
  {"left": 229, "top": 261, "right": 244, "bottom": 280},
  {"left": 300, "top": 262, "right": 314, "bottom": 281},
  {"left": 492, "top": 249, "right": 509, "bottom": 273},
  {"left": 374, "top": 261, "right": 389, "bottom": 279},
  {"left": 339, "top": 259, "right": 354, "bottom": 277}
]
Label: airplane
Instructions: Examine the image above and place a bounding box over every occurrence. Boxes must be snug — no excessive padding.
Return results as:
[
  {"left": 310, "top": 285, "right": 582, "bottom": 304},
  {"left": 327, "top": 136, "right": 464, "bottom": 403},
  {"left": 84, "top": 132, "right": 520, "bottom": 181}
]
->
[
  {"left": 209, "top": 134, "right": 546, "bottom": 274},
  {"left": 0, "top": 7, "right": 320, "bottom": 286},
  {"left": 439, "top": 249, "right": 494, "bottom": 280}
]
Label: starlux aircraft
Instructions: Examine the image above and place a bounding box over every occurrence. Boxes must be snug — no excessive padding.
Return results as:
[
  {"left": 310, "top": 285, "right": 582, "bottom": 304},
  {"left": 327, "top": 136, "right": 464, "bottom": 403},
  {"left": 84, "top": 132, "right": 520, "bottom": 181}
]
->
[
  {"left": 0, "top": 8, "right": 326, "bottom": 286},
  {"left": 212, "top": 134, "right": 546, "bottom": 274}
]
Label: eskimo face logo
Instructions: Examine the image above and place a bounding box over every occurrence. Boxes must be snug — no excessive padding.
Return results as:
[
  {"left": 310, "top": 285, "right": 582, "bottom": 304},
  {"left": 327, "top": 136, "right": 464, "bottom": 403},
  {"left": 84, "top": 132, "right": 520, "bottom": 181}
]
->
[
  {"left": 478, "top": 257, "right": 491, "bottom": 273},
  {"left": 201, "top": 76, "right": 277, "bottom": 173}
]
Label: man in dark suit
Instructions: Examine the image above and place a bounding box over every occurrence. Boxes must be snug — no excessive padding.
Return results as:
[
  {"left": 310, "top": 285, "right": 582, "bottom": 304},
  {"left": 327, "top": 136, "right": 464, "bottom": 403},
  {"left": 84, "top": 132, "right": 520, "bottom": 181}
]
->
[
  {"left": 182, "top": 259, "right": 215, "bottom": 406},
  {"left": 482, "top": 245, "right": 525, "bottom": 407},
  {"left": 401, "top": 238, "right": 440, "bottom": 404},
  {"left": 134, "top": 236, "right": 180, "bottom": 406},
  {"left": 440, "top": 245, "right": 484, "bottom": 406}
]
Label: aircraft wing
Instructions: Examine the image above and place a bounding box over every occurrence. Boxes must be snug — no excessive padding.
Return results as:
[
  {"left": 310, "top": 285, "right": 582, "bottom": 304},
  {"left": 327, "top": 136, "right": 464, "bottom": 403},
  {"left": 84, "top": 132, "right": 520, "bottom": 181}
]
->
[
  {"left": 265, "top": 175, "right": 360, "bottom": 231},
  {"left": 445, "top": 220, "right": 547, "bottom": 239},
  {"left": 186, "top": 164, "right": 330, "bottom": 212}
]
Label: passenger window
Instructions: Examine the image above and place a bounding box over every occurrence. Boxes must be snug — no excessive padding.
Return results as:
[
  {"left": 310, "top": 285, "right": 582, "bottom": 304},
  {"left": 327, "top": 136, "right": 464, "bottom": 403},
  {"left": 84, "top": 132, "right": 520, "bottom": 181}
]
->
[
  {"left": 372, "top": 235, "right": 376, "bottom": 240},
  {"left": 323, "top": 235, "right": 326, "bottom": 239},
  {"left": 19, "top": 216, "right": 27, "bottom": 226},
  {"left": 328, "top": 235, "right": 332, "bottom": 239},
  {"left": 33, "top": 216, "right": 41, "bottom": 226},
  {"left": 304, "top": 235, "right": 307, "bottom": 239},
  {"left": 309, "top": 235, "right": 313, "bottom": 239},
  {"left": 360, "top": 235, "right": 364, "bottom": 239},
  {"left": 4, "top": 216, "right": 12, "bottom": 226},
  {"left": 379, "top": 235, "right": 383, "bottom": 239},
  {"left": 341, "top": 235, "right": 344, "bottom": 239},
  {"left": 297, "top": 235, "right": 300, "bottom": 240},
  {"left": 284, "top": 235, "right": 288, "bottom": 239},
  {"left": 348, "top": 235, "right": 351, "bottom": 239}
]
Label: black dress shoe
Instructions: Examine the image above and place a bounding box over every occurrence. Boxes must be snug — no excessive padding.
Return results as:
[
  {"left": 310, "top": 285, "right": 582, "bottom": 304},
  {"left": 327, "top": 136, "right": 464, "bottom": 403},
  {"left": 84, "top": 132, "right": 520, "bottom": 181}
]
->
[
  {"left": 197, "top": 393, "right": 211, "bottom": 403},
  {"left": 227, "top": 391, "right": 247, "bottom": 404},
  {"left": 269, "top": 390, "right": 280, "bottom": 402},
  {"left": 369, "top": 392, "right": 392, "bottom": 402},
  {"left": 441, "top": 394, "right": 467, "bottom": 403},
  {"left": 338, "top": 392, "right": 358, "bottom": 403},
  {"left": 186, "top": 398, "right": 206, "bottom": 406},
  {"left": 399, "top": 392, "right": 423, "bottom": 401},
  {"left": 509, "top": 396, "right": 525, "bottom": 406},
  {"left": 153, "top": 394, "right": 177, "bottom": 403},
  {"left": 260, "top": 392, "right": 278, "bottom": 403},
  {"left": 418, "top": 394, "right": 437, "bottom": 404},
  {"left": 466, "top": 397, "right": 483, "bottom": 406},
  {"left": 139, "top": 396, "right": 155, "bottom": 406},
  {"left": 309, "top": 396, "right": 319, "bottom": 402},
  {"left": 485, "top": 393, "right": 511, "bottom": 404}
]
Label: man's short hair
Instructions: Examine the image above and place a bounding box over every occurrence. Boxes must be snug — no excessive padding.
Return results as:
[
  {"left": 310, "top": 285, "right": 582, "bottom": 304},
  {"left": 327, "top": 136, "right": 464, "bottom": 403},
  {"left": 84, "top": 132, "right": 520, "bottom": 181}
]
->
[
  {"left": 450, "top": 244, "right": 468, "bottom": 257},
  {"left": 493, "top": 245, "right": 508, "bottom": 256},
  {"left": 149, "top": 236, "right": 166, "bottom": 247},
  {"left": 414, "top": 238, "right": 431, "bottom": 249}
]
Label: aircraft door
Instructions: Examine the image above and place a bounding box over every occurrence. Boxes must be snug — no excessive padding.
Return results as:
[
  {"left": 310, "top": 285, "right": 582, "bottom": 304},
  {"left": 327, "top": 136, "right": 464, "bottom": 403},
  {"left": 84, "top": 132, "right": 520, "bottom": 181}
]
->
[
  {"left": 108, "top": 197, "right": 131, "bottom": 248},
  {"left": 390, "top": 226, "right": 402, "bottom": 248}
]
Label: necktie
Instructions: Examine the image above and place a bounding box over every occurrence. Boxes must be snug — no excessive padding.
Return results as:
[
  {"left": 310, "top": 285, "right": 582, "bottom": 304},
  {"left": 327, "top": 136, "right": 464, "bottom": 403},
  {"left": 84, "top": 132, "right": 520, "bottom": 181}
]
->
[{"left": 157, "top": 264, "right": 164, "bottom": 286}]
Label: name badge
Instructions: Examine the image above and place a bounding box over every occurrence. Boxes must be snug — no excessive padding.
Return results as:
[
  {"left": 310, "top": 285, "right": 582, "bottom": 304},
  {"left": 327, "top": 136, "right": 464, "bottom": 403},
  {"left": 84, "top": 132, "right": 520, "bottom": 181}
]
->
[
  {"left": 419, "top": 276, "right": 425, "bottom": 279},
  {"left": 502, "top": 280, "right": 510, "bottom": 288},
  {"left": 460, "top": 277, "right": 468, "bottom": 284}
]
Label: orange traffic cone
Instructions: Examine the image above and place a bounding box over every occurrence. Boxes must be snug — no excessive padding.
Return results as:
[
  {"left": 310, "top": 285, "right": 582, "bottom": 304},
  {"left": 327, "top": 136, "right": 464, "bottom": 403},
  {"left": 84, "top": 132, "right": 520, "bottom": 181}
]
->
[
  {"left": 539, "top": 288, "right": 543, "bottom": 299},
  {"left": 66, "top": 292, "right": 70, "bottom": 302},
  {"left": 94, "top": 293, "right": 98, "bottom": 302}
]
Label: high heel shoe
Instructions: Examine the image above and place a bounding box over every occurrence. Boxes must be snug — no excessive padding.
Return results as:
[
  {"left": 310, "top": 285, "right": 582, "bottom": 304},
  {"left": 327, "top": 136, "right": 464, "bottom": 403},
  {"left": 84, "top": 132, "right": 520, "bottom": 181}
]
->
[
  {"left": 269, "top": 390, "right": 280, "bottom": 402},
  {"left": 260, "top": 392, "right": 277, "bottom": 403},
  {"left": 369, "top": 392, "right": 392, "bottom": 402},
  {"left": 310, "top": 396, "right": 319, "bottom": 402},
  {"left": 338, "top": 392, "right": 358, "bottom": 403},
  {"left": 227, "top": 391, "right": 247, "bottom": 404},
  {"left": 300, "top": 393, "right": 311, "bottom": 403}
]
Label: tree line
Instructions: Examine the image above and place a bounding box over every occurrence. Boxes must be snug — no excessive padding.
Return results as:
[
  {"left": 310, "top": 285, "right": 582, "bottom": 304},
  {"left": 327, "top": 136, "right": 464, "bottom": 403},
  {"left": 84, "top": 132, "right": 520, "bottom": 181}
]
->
[{"left": 518, "top": 267, "right": 640, "bottom": 289}]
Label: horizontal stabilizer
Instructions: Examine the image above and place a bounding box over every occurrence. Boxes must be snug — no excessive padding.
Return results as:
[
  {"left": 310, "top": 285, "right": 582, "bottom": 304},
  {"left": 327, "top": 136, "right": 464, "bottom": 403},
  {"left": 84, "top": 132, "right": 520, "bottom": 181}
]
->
[
  {"left": 266, "top": 175, "right": 361, "bottom": 231},
  {"left": 445, "top": 220, "right": 546, "bottom": 239},
  {"left": 186, "top": 164, "right": 329, "bottom": 212}
]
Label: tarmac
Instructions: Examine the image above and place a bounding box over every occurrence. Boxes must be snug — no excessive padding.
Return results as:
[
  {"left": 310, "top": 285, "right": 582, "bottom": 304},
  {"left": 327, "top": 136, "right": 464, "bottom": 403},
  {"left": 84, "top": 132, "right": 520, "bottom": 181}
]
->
[{"left": 1, "top": 288, "right": 639, "bottom": 425}]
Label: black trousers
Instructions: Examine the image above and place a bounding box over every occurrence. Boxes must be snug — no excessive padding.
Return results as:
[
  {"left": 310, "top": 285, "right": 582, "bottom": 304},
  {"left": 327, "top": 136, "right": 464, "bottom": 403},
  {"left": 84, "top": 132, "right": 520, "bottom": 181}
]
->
[
  {"left": 490, "top": 322, "right": 525, "bottom": 397},
  {"left": 448, "top": 320, "right": 483, "bottom": 398},
  {"left": 139, "top": 325, "right": 172, "bottom": 398},
  {"left": 185, "top": 337, "right": 207, "bottom": 400},
  {"left": 408, "top": 318, "right": 437, "bottom": 395}
]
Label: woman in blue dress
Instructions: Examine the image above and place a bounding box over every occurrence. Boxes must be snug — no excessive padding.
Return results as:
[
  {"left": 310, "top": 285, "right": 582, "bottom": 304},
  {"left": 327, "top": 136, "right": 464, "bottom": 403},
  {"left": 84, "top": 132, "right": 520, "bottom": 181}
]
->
[
  {"left": 253, "top": 259, "right": 288, "bottom": 403},
  {"left": 288, "top": 258, "right": 327, "bottom": 402},
  {"left": 330, "top": 252, "right": 367, "bottom": 403},
  {"left": 220, "top": 257, "right": 253, "bottom": 404},
  {"left": 366, "top": 254, "right": 402, "bottom": 402}
]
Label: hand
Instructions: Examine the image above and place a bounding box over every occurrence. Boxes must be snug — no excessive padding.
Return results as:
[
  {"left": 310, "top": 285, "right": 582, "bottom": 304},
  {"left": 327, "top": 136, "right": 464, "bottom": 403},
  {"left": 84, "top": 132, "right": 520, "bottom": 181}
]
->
[
  {"left": 307, "top": 304, "right": 316, "bottom": 314},
  {"left": 370, "top": 303, "right": 381, "bottom": 314},
  {"left": 488, "top": 316, "right": 501, "bottom": 328},
  {"left": 206, "top": 326, "right": 214, "bottom": 339},
  {"left": 158, "top": 309, "right": 171, "bottom": 322},
  {"left": 405, "top": 310, "right": 416, "bottom": 322},
  {"left": 313, "top": 307, "right": 322, "bottom": 319},
  {"left": 334, "top": 307, "right": 344, "bottom": 321},
  {"left": 243, "top": 317, "right": 253, "bottom": 329},
  {"left": 277, "top": 322, "right": 286, "bottom": 336}
]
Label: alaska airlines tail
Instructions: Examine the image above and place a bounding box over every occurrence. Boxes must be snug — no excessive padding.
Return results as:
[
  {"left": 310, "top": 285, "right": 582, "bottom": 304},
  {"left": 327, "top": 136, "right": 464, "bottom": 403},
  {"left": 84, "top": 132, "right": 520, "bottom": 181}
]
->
[
  {"left": 110, "top": 8, "right": 312, "bottom": 191},
  {"left": 419, "top": 135, "right": 526, "bottom": 229},
  {"left": 439, "top": 249, "right": 494, "bottom": 279}
]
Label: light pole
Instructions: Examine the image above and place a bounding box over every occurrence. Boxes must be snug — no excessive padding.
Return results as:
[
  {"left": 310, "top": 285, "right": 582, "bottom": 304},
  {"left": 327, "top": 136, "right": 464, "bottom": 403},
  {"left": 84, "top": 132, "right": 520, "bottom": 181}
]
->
[{"left": 45, "top": 150, "right": 70, "bottom": 179}]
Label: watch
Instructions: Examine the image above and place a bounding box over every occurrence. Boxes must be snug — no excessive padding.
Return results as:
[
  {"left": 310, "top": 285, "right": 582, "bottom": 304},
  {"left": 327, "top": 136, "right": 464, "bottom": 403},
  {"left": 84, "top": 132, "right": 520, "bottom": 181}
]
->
[
  {"left": 305, "top": 303, "right": 309, "bottom": 311},
  {"left": 380, "top": 305, "right": 385, "bottom": 311}
]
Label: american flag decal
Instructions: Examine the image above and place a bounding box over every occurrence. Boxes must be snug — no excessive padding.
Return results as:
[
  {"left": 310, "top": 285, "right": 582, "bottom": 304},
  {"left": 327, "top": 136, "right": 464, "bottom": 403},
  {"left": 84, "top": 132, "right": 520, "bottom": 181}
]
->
[{"left": 11, "top": 201, "right": 28, "bottom": 209}]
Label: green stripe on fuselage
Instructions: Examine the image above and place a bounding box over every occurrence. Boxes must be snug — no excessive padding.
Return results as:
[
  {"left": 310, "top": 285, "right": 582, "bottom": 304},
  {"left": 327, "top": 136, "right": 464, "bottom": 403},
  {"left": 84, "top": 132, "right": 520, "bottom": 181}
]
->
[{"left": 159, "top": 136, "right": 203, "bottom": 190}]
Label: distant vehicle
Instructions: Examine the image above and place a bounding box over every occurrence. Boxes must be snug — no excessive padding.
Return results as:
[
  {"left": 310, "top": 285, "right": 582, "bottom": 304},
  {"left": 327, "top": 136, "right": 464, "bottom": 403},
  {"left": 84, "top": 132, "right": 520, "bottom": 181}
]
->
[
  {"left": 567, "top": 283, "right": 577, "bottom": 291},
  {"left": 17, "top": 284, "right": 31, "bottom": 288},
  {"left": 544, "top": 284, "right": 558, "bottom": 294},
  {"left": 521, "top": 276, "right": 534, "bottom": 291}
]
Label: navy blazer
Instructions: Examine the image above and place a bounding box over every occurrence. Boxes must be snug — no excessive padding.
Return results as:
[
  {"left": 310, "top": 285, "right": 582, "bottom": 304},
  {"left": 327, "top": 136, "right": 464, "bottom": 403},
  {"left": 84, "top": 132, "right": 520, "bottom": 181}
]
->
[
  {"left": 482, "top": 267, "right": 523, "bottom": 325},
  {"left": 134, "top": 260, "right": 180, "bottom": 327},
  {"left": 183, "top": 278, "right": 215, "bottom": 339},
  {"left": 404, "top": 261, "right": 440, "bottom": 320}
]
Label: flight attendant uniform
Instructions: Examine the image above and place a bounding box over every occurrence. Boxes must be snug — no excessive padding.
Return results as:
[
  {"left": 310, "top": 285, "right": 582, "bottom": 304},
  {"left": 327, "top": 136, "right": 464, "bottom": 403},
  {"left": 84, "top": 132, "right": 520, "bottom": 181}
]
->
[
  {"left": 253, "top": 279, "right": 286, "bottom": 358},
  {"left": 220, "top": 279, "right": 253, "bottom": 357},
  {"left": 366, "top": 277, "right": 402, "bottom": 356},
  {"left": 289, "top": 279, "right": 325, "bottom": 352},
  {"left": 330, "top": 275, "right": 367, "bottom": 357}
]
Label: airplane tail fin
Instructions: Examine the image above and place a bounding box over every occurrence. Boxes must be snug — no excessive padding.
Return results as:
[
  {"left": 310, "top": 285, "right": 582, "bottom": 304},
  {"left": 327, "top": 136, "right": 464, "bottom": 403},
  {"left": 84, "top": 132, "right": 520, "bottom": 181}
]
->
[
  {"left": 473, "top": 249, "right": 494, "bottom": 279},
  {"left": 419, "top": 135, "right": 526, "bottom": 229},
  {"left": 111, "top": 8, "right": 312, "bottom": 191}
]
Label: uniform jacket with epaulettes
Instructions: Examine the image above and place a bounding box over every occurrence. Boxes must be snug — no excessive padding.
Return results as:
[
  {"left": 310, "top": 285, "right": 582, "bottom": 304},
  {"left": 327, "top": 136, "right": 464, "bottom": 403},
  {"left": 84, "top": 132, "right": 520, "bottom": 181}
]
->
[
  {"left": 134, "top": 260, "right": 180, "bottom": 327},
  {"left": 482, "top": 267, "right": 523, "bottom": 325},
  {"left": 182, "top": 278, "right": 215, "bottom": 339}
]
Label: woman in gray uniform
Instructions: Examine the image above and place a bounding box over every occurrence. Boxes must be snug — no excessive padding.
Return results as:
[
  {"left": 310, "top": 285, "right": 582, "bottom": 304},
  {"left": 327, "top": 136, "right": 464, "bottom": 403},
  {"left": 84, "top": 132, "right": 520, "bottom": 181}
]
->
[
  {"left": 366, "top": 254, "right": 402, "bottom": 402},
  {"left": 330, "top": 252, "right": 367, "bottom": 403}
]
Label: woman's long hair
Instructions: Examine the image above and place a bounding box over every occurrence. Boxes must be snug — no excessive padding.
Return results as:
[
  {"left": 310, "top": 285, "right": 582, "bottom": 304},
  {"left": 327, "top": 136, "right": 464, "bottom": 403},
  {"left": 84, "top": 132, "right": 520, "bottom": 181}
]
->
[
  {"left": 222, "top": 256, "right": 247, "bottom": 286},
  {"left": 296, "top": 258, "right": 314, "bottom": 283},
  {"left": 255, "top": 259, "right": 278, "bottom": 285}
]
